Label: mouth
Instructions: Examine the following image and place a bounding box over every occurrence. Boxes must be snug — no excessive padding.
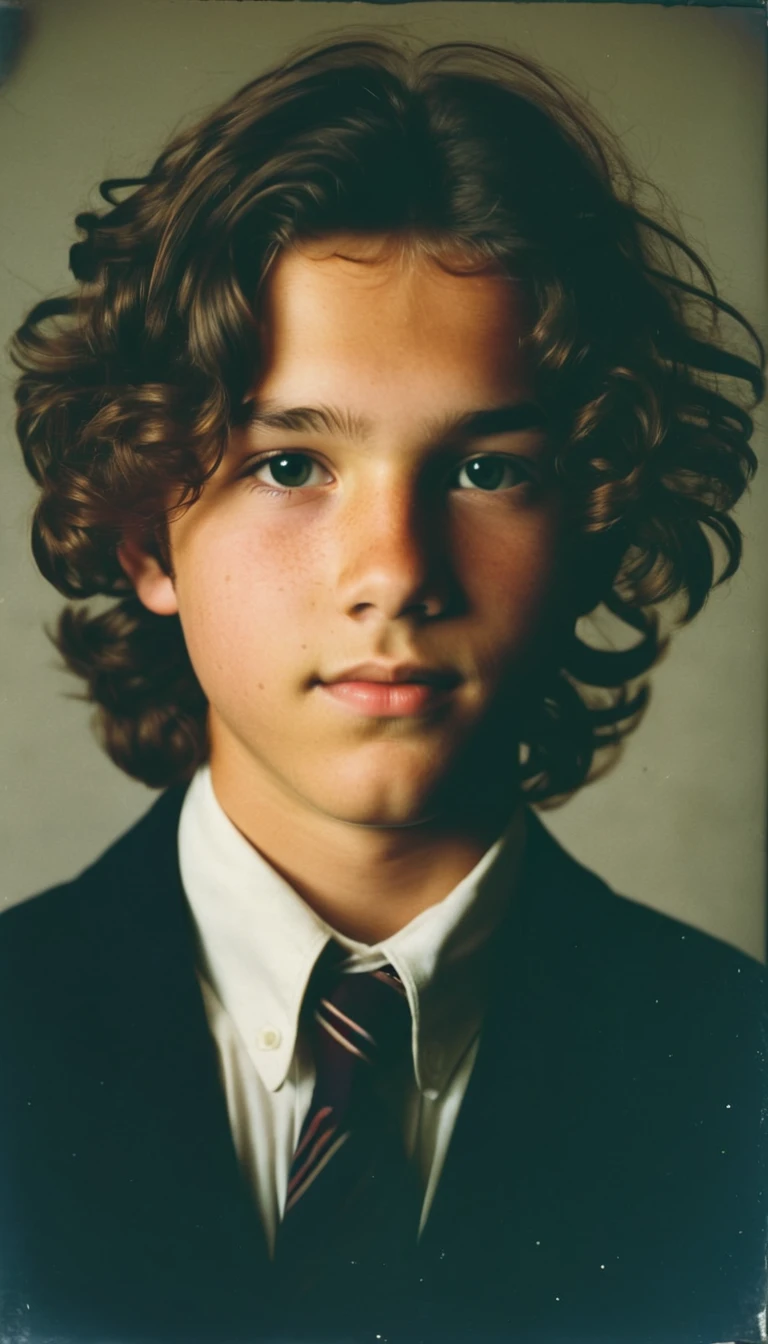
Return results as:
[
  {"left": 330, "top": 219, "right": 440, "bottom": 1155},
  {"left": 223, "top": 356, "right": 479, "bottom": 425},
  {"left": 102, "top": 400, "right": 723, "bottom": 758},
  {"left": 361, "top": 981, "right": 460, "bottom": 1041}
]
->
[
  {"left": 321, "top": 662, "right": 461, "bottom": 689},
  {"left": 314, "top": 661, "right": 462, "bottom": 718},
  {"left": 318, "top": 680, "right": 456, "bottom": 718},
  {"left": 315, "top": 661, "right": 461, "bottom": 718}
]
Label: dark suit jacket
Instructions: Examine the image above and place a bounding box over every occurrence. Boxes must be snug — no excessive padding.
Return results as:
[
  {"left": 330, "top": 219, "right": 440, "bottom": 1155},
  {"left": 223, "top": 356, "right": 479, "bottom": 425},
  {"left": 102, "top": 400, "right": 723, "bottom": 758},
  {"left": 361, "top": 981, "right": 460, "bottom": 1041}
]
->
[{"left": 1, "top": 784, "right": 766, "bottom": 1344}]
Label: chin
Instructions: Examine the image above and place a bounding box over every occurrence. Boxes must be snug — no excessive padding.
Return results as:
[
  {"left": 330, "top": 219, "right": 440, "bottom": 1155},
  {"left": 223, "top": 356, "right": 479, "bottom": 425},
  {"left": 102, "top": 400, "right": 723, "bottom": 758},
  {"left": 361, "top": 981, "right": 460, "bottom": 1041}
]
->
[
  {"left": 303, "top": 775, "right": 445, "bottom": 830},
  {"left": 315, "top": 797, "right": 441, "bottom": 830}
]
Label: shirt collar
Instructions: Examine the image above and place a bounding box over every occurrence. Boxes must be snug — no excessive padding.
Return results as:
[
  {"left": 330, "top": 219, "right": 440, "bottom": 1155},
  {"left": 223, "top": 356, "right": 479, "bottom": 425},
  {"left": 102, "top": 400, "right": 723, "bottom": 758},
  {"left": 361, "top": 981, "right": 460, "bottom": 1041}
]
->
[{"left": 178, "top": 765, "right": 526, "bottom": 1097}]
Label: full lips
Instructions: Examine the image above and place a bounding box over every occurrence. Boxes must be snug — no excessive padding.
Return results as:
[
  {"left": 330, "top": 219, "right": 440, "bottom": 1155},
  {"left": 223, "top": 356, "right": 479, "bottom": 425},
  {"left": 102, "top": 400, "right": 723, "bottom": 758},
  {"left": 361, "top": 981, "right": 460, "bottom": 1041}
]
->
[{"left": 319, "top": 681, "right": 454, "bottom": 717}]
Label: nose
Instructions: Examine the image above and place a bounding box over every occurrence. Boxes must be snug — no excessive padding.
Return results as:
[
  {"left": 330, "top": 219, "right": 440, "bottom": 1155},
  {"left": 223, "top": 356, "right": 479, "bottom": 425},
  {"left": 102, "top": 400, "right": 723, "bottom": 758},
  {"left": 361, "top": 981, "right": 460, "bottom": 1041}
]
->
[{"left": 335, "top": 475, "right": 456, "bottom": 623}]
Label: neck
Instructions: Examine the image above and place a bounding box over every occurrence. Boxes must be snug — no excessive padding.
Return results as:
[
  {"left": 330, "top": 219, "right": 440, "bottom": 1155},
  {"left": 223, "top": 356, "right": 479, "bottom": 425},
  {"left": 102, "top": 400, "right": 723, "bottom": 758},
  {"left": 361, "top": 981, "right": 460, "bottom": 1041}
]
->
[{"left": 208, "top": 739, "right": 524, "bottom": 945}]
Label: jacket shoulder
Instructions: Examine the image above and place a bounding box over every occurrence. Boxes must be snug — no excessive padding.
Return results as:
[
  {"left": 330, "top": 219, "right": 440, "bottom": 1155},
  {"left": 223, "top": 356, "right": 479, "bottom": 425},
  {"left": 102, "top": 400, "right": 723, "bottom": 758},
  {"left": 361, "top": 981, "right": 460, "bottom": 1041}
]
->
[
  {"left": 525, "top": 808, "right": 767, "bottom": 993},
  {"left": 0, "top": 784, "right": 189, "bottom": 962}
]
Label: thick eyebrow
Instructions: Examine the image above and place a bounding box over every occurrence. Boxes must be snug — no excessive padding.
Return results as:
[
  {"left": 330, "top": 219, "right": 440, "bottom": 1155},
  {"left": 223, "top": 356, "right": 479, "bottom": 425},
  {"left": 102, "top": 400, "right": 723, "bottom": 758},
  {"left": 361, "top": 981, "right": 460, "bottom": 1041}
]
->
[{"left": 243, "top": 400, "right": 547, "bottom": 444}]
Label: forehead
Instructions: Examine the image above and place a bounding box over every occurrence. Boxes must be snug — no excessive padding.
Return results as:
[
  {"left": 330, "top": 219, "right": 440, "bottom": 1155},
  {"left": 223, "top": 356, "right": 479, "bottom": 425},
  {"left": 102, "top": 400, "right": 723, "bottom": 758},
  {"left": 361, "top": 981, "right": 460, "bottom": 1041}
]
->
[{"left": 255, "top": 237, "right": 533, "bottom": 397}]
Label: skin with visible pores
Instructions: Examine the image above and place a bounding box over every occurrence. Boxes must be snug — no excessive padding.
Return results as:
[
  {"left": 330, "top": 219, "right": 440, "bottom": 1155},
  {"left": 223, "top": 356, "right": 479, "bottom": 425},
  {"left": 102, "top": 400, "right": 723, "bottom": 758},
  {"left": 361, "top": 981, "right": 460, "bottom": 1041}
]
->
[{"left": 119, "top": 236, "right": 584, "bottom": 941}]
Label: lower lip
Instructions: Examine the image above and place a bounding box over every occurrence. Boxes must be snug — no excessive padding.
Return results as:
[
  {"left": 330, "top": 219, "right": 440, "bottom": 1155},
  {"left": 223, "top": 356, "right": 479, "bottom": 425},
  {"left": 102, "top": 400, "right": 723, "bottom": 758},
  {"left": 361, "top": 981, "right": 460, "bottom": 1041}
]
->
[{"left": 320, "top": 681, "right": 454, "bottom": 717}]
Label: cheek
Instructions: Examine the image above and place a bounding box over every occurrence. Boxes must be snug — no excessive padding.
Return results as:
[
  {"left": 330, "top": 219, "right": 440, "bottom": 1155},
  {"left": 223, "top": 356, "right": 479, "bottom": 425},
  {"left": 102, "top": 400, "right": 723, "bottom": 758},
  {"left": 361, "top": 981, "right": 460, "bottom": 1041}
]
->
[
  {"left": 173, "top": 519, "right": 316, "bottom": 673},
  {"left": 461, "top": 506, "right": 570, "bottom": 628}
]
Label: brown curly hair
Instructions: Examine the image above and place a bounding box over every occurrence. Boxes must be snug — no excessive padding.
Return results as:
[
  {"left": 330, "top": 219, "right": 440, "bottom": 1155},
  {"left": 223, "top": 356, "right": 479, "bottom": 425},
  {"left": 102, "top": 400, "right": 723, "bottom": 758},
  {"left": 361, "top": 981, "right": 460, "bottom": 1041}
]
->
[{"left": 9, "top": 33, "right": 764, "bottom": 804}]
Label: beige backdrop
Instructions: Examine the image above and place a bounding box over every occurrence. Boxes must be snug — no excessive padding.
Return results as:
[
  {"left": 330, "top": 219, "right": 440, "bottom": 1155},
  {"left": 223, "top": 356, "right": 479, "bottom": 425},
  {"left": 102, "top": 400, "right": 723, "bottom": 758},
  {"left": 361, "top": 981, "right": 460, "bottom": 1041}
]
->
[{"left": 1, "top": 0, "right": 765, "bottom": 961}]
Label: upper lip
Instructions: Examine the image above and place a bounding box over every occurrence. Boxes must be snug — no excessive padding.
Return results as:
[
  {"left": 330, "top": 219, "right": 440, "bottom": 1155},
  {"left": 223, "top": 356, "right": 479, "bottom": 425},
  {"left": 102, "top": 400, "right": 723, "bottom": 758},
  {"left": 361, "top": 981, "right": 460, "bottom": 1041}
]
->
[{"left": 322, "top": 662, "right": 460, "bottom": 688}]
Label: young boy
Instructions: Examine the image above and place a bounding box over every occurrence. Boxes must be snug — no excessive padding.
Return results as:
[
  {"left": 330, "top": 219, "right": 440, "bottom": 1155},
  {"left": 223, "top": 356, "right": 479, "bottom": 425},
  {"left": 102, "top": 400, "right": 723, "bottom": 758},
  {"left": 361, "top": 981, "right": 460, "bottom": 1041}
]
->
[{"left": 2, "top": 32, "right": 766, "bottom": 1344}]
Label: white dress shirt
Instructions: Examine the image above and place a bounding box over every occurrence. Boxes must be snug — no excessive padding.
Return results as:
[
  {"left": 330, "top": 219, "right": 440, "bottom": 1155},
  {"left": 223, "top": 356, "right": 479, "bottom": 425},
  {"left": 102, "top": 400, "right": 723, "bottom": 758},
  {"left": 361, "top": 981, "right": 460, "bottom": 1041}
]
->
[{"left": 178, "top": 765, "right": 526, "bottom": 1255}]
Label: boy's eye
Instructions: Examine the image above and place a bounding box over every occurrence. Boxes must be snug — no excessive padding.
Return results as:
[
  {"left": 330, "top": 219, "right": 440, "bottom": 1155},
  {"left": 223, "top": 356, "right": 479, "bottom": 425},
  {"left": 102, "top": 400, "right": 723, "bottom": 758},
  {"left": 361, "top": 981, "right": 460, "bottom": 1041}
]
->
[
  {"left": 244, "top": 451, "right": 537, "bottom": 494},
  {"left": 251, "top": 453, "right": 321, "bottom": 491},
  {"left": 454, "top": 456, "right": 534, "bottom": 492}
]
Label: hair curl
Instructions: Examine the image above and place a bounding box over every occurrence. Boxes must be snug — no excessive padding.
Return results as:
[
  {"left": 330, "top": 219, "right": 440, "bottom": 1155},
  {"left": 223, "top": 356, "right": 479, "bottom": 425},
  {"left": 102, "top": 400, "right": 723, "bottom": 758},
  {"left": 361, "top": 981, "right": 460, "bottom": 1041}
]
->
[{"left": 10, "top": 33, "right": 764, "bottom": 803}]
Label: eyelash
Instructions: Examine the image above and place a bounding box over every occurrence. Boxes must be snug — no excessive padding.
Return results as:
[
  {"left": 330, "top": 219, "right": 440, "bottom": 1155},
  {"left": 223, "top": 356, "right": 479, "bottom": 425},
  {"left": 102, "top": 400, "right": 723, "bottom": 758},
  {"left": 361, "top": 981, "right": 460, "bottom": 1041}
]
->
[{"left": 241, "top": 451, "right": 539, "bottom": 499}]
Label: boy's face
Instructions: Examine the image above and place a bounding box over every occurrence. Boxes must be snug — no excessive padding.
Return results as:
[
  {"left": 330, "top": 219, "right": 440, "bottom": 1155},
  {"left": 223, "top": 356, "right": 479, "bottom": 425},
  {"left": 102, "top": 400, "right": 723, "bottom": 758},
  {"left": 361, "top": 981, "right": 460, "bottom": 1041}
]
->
[{"left": 122, "top": 236, "right": 580, "bottom": 830}]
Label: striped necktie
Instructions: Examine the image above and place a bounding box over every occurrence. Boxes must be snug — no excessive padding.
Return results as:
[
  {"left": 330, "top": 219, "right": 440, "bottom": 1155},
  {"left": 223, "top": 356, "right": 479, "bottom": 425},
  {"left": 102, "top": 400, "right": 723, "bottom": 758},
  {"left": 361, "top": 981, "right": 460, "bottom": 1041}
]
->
[{"left": 272, "top": 941, "right": 423, "bottom": 1315}]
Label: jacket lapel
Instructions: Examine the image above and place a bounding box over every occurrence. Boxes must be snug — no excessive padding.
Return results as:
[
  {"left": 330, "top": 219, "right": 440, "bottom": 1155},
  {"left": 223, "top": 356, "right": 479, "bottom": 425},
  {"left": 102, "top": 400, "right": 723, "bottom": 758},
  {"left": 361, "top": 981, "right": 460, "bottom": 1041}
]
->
[{"left": 80, "top": 784, "right": 273, "bottom": 1326}]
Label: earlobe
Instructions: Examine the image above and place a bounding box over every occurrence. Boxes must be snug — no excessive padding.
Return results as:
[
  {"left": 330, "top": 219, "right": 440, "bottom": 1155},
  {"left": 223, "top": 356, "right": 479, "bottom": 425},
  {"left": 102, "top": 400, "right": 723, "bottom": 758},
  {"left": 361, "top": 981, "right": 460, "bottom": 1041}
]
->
[{"left": 117, "top": 538, "right": 179, "bottom": 617}]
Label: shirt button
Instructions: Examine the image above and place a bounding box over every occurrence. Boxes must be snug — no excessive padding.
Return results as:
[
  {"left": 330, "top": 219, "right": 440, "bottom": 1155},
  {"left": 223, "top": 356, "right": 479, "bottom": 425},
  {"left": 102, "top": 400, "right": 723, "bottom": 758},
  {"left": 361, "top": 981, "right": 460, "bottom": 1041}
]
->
[{"left": 257, "top": 1026, "right": 282, "bottom": 1051}]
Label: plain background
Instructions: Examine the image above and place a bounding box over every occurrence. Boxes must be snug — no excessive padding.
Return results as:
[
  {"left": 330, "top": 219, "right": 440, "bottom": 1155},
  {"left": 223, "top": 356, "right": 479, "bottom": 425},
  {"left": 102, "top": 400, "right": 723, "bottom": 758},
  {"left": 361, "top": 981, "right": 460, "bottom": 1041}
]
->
[{"left": 0, "top": 0, "right": 765, "bottom": 960}]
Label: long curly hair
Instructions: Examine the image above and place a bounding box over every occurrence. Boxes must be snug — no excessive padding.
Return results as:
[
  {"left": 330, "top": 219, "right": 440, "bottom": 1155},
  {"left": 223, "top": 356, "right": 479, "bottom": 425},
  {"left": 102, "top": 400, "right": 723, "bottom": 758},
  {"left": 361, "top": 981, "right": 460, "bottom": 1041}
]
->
[{"left": 9, "top": 33, "right": 764, "bottom": 804}]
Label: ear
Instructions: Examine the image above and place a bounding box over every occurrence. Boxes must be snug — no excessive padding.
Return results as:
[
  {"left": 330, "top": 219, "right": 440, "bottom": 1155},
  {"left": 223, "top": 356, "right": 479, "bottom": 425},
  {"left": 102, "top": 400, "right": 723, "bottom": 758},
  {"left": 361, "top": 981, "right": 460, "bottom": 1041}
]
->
[{"left": 117, "top": 535, "right": 179, "bottom": 616}]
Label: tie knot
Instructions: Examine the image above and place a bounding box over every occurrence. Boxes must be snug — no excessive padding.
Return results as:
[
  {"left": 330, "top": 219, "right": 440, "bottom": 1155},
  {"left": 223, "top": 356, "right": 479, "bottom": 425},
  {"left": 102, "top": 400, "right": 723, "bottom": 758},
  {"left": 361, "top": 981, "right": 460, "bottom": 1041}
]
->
[{"left": 310, "top": 943, "right": 411, "bottom": 1070}]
